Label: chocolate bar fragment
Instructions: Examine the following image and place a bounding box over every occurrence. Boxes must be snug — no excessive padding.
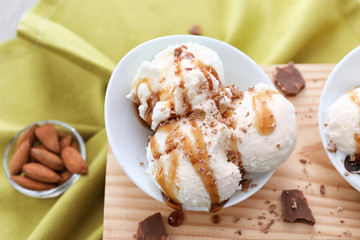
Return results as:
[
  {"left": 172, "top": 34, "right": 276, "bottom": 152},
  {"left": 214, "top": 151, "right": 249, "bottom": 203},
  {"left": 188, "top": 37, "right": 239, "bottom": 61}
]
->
[
  {"left": 136, "top": 212, "right": 168, "bottom": 240},
  {"left": 281, "top": 189, "right": 316, "bottom": 225},
  {"left": 273, "top": 61, "right": 305, "bottom": 96}
]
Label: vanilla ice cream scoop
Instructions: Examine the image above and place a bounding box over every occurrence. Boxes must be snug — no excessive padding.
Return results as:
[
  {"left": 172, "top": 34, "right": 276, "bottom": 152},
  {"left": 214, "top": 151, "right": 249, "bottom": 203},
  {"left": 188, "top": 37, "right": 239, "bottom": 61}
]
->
[
  {"left": 127, "top": 42, "right": 225, "bottom": 130},
  {"left": 146, "top": 113, "right": 242, "bottom": 211},
  {"left": 230, "top": 83, "right": 297, "bottom": 173},
  {"left": 325, "top": 87, "right": 360, "bottom": 154}
]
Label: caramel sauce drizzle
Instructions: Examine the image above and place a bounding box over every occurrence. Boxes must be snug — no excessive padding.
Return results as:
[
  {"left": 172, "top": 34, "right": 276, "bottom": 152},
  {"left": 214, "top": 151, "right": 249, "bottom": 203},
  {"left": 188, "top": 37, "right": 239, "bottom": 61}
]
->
[
  {"left": 230, "top": 135, "right": 237, "bottom": 150},
  {"left": 151, "top": 118, "right": 224, "bottom": 211},
  {"left": 349, "top": 90, "right": 360, "bottom": 107},
  {"left": 173, "top": 46, "right": 220, "bottom": 114},
  {"left": 150, "top": 123, "right": 182, "bottom": 210},
  {"left": 192, "top": 59, "right": 220, "bottom": 91},
  {"left": 182, "top": 89, "right": 192, "bottom": 113},
  {"left": 252, "top": 90, "right": 278, "bottom": 135},
  {"left": 135, "top": 78, "right": 157, "bottom": 125},
  {"left": 186, "top": 119, "right": 220, "bottom": 211}
]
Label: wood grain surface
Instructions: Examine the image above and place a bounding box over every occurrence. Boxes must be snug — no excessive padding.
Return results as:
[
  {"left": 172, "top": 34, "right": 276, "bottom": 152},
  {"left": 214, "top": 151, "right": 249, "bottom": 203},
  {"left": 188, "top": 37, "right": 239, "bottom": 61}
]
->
[{"left": 103, "top": 64, "right": 360, "bottom": 240}]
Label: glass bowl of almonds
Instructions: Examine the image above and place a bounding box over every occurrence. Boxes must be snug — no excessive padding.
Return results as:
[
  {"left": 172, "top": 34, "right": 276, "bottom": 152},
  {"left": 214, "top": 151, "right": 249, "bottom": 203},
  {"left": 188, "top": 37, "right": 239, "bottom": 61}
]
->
[{"left": 3, "top": 120, "right": 87, "bottom": 198}]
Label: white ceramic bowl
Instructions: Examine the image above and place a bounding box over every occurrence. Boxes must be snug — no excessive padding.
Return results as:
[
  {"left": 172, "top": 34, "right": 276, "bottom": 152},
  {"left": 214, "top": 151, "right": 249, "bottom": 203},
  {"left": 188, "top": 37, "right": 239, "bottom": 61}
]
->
[
  {"left": 319, "top": 45, "right": 360, "bottom": 192},
  {"left": 105, "top": 35, "right": 275, "bottom": 211}
]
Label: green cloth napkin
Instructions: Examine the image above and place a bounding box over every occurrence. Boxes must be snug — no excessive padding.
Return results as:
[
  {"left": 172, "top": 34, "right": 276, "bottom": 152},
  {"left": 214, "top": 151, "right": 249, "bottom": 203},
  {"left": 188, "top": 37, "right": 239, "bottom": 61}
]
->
[{"left": 0, "top": 0, "right": 359, "bottom": 239}]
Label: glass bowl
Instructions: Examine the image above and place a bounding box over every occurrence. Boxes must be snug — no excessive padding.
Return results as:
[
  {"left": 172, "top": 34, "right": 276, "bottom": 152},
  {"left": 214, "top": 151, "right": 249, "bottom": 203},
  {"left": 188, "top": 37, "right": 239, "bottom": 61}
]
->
[{"left": 3, "top": 120, "right": 86, "bottom": 198}]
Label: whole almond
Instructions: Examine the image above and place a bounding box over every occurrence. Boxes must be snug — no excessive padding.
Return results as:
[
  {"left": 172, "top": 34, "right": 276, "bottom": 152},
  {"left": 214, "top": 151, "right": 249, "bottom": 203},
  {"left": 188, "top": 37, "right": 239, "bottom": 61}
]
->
[
  {"left": 23, "top": 163, "right": 61, "bottom": 183},
  {"left": 61, "top": 146, "right": 88, "bottom": 174},
  {"left": 11, "top": 175, "right": 56, "bottom": 191},
  {"left": 60, "top": 135, "right": 72, "bottom": 150},
  {"left": 35, "top": 124, "right": 60, "bottom": 153},
  {"left": 31, "top": 148, "right": 65, "bottom": 171},
  {"left": 58, "top": 171, "right": 73, "bottom": 185},
  {"left": 71, "top": 141, "right": 78, "bottom": 150},
  {"left": 9, "top": 140, "right": 31, "bottom": 175},
  {"left": 56, "top": 130, "right": 69, "bottom": 139},
  {"left": 30, "top": 145, "right": 46, "bottom": 162},
  {"left": 16, "top": 124, "right": 38, "bottom": 150}
]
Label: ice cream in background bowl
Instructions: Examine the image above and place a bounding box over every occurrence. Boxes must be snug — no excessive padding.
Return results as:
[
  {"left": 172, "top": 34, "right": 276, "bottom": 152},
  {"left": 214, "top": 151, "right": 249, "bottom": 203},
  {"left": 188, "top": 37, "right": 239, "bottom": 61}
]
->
[
  {"left": 319, "top": 45, "right": 360, "bottom": 192},
  {"left": 105, "top": 35, "right": 298, "bottom": 211}
]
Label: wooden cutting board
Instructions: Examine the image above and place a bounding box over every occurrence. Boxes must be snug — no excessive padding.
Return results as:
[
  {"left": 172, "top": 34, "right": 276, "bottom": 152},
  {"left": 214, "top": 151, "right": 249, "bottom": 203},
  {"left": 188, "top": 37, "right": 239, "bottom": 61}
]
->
[{"left": 103, "top": 64, "right": 360, "bottom": 240}]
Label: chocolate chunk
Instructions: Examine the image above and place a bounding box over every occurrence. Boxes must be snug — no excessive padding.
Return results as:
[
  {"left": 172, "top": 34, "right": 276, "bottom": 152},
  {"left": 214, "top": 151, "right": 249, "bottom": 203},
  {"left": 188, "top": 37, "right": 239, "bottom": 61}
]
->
[
  {"left": 344, "top": 155, "right": 360, "bottom": 173},
  {"left": 273, "top": 61, "right": 305, "bottom": 96},
  {"left": 189, "top": 25, "right": 202, "bottom": 35},
  {"left": 136, "top": 212, "right": 168, "bottom": 240},
  {"left": 281, "top": 189, "right": 316, "bottom": 225}
]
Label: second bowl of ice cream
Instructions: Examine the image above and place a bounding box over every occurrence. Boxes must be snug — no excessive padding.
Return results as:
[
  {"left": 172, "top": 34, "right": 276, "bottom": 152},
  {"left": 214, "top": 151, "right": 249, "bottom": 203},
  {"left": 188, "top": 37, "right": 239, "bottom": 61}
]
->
[
  {"left": 105, "top": 35, "right": 297, "bottom": 211},
  {"left": 319, "top": 45, "right": 360, "bottom": 192}
]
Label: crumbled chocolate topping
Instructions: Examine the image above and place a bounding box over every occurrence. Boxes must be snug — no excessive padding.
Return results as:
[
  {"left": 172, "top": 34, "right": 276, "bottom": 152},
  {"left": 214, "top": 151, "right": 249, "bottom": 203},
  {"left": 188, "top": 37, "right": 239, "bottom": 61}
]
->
[
  {"left": 234, "top": 230, "right": 242, "bottom": 235},
  {"left": 320, "top": 185, "right": 325, "bottom": 195},
  {"left": 226, "top": 149, "right": 244, "bottom": 173}
]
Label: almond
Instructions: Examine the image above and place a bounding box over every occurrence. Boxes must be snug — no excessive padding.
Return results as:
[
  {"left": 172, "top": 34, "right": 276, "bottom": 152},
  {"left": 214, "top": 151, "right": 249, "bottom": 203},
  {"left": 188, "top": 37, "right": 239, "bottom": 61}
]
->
[
  {"left": 11, "top": 175, "right": 56, "bottom": 191},
  {"left": 35, "top": 124, "right": 60, "bottom": 153},
  {"left": 58, "top": 171, "right": 73, "bottom": 185},
  {"left": 23, "top": 163, "right": 61, "bottom": 183},
  {"left": 56, "top": 130, "right": 69, "bottom": 139},
  {"left": 60, "top": 135, "right": 72, "bottom": 150},
  {"left": 9, "top": 140, "right": 31, "bottom": 175},
  {"left": 31, "top": 148, "right": 65, "bottom": 171},
  {"left": 30, "top": 145, "right": 46, "bottom": 162},
  {"left": 71, "top": 141, "right": 78, "bottom": 150},
  {"left": 16, "top": 124, "right": 38, "bottom": 150},
  {"left": 61, "top": 146, "right": 88, "bottom": 174}
]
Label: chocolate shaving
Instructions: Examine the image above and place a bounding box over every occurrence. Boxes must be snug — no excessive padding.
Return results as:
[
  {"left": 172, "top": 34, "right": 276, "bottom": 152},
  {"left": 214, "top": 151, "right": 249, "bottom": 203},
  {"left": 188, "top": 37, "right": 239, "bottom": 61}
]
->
[
  {"left": 273, "top": 61, "right": 305, "bottom": 96},
  {"left": 281, "top": 189, "right": 316, "bottom": 225},
  {"left": 226, "top": 149, "right": 244, "bottom": 173},
  {"left": 320, "top": 185, "right": 325, "bottom": 195},
  {"left": 299, "top": 159, "right": 307, "bottom": 164},
  {"left": 234, "top": 230, "right": 242, "bottom": 235},
  {"left": 232, "top": 216, "right": 240, "bottom": 223}
]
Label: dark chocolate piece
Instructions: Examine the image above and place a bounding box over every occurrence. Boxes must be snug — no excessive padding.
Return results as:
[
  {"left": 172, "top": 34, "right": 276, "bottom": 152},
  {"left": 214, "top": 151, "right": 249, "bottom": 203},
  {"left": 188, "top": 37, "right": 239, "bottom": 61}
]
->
[
  {"left": 281, "top": 189, "right": 316, "bottom": 225},
  {"left": 189, "top": 25, "right": 202, "bottom": 35},
  {"left": 136, "top": 212, "right": 168, "bottom": 240},
  {"left": 273, "top": 61, "right": 305, "bottom": 96}
]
